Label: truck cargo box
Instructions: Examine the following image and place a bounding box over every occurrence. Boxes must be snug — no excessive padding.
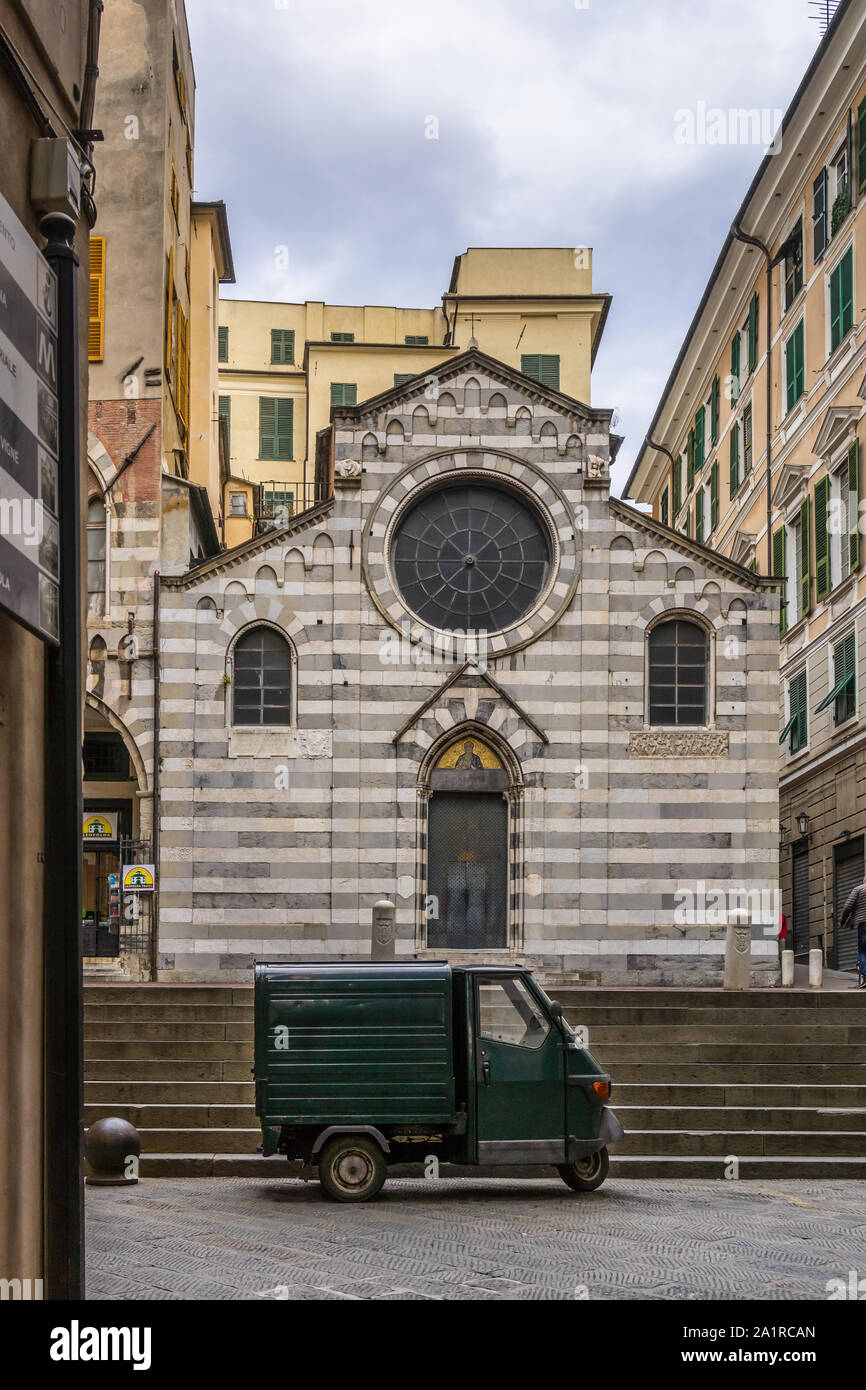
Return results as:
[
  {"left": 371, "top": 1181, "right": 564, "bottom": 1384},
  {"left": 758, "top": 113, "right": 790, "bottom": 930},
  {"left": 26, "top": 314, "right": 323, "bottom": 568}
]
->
[{"left": 254, "top": 961, "right": 456, "bottom": 1127}]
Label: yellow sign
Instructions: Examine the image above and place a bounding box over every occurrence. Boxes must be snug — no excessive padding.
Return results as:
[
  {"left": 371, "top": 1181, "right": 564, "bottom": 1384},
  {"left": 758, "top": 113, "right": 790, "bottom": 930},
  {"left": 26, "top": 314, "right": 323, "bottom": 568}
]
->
[
  {"left": 437, "top": 737, "right": 501, "bottom": 771},
  {"left": 121, "top": 864, "right": 155, "bottom": 893},
  {"left": 83, "top": 812, "right": 118, "bottom": 841}
]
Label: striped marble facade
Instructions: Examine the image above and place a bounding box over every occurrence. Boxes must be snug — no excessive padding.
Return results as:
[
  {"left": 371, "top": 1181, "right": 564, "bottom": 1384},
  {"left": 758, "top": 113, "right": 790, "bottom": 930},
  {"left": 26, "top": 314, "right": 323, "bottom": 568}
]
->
[{"left": 98, "top": 350, "right": 782, "bottom": 983}]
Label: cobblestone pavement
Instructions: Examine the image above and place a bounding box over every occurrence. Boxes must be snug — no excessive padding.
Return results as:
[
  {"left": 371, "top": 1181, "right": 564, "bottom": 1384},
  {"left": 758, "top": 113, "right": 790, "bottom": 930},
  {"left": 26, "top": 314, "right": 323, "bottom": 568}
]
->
[{"left": 84, "top": 1176, "right": 866, "bottom": 1300}]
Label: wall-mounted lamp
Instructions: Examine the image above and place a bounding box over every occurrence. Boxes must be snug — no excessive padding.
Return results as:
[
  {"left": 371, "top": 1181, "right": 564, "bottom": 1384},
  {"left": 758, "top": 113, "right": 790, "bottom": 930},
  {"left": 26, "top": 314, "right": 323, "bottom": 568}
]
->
[{"left": 797, "top": 812, "right": 810, "bottom": 839}]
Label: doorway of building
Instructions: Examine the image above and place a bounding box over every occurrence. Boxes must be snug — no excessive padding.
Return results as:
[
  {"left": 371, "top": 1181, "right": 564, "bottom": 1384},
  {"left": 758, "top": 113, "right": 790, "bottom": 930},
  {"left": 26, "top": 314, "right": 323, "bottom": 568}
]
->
[
  {"left": 427, "top": 792, "right": 508, "bottom": 949},
  {"left": 791, "top": 841, "right": 810, "bottom": 958},
  {"left": 834, "top": 836, "right": 864, "bottom": 973}
]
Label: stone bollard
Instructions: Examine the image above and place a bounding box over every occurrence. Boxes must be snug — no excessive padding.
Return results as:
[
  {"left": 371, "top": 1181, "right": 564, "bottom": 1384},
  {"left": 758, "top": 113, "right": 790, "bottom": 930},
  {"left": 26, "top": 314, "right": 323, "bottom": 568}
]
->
[
  {"left": 84, "top": 1117, "right": 141, "bottom": 1186},
  {"left": 781, "top": 949, "right": 795, "bottom": 987},
  {"left": 371, "top": 899, "right": 396, "bottom": 961},
  {"left": 809, "top": 948, "right": 823, "bottom": 989},
  {"left": 724, "top": 908, "right": 752, "bottom": 990}
]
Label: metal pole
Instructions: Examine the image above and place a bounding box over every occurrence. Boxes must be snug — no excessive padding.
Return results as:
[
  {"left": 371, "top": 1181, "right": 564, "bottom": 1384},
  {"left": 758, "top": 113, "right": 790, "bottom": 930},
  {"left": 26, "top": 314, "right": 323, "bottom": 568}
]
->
[
  {"left": 151, "top": 571, "right": 160, "bottom": 982},
  {"left": 41, "top": 211, "right": 84, "bottom": 1300}
]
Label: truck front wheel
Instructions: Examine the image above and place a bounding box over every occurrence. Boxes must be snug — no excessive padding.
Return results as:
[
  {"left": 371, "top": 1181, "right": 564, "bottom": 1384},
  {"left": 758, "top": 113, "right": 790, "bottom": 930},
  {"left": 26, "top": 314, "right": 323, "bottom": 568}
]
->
[
  {"left": 556, "top": 1147, "right": 609, "bottom": 1193},
  {"left": 318, "top": 1135, "right": 388, "bottom": 1203}
]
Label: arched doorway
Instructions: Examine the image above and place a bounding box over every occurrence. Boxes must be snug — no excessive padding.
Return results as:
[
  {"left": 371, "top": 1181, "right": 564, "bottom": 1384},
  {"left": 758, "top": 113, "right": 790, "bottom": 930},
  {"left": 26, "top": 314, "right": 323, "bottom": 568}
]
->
[{"left": 422, "top": 730, "right": 520, "bottom": 950}]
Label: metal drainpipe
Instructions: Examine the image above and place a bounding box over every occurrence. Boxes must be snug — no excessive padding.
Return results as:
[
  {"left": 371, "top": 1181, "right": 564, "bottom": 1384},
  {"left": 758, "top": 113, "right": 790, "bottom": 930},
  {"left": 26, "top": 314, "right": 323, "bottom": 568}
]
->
[
  {"left": 151, "top": 571, "right": 161, "bottom": 982},
  {"left": 730, "top": 223, "right": 774, "bottom": 574},
  {"left": 645, "top": 435, "right": 678, "bottom": 514}
]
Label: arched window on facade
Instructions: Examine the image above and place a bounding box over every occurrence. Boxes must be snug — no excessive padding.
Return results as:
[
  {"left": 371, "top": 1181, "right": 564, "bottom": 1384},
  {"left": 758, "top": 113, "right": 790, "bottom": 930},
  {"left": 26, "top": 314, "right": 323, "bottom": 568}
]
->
[
  {"left": 232, "top": 626, "right": 293, "bottom": 726},
  {"left": 87, "top": 496, "right": 107, "bottom": 614},
  {"left": 648, "top": 618, "right": 708, "bottom": 726}
]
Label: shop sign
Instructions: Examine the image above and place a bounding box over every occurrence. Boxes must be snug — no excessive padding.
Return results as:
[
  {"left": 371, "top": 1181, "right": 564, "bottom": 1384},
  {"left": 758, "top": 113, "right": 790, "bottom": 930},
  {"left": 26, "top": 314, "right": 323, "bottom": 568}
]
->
[
  {"left": 121, "top": 863, "right": 155, "bottom": 893},
  {"left": 83, "top": 811, "right": 118, "bottom": 842}
]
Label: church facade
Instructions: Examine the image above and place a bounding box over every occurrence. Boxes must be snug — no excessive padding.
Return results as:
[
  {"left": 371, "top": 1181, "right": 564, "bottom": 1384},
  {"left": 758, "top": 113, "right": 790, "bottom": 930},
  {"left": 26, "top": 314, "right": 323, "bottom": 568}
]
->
[{"left": 130, "top": 349, "right": 781, "bottom": 985}]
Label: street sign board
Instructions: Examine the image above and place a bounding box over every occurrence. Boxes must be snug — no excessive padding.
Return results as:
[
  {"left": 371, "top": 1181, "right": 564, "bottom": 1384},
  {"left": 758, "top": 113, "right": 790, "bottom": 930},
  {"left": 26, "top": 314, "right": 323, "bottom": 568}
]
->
[
  {"left": 121, "top": 865, "right": 156, "bottom": 893},
  {"left": 0, "top": 191, "right": 60, "bottom": 644}
]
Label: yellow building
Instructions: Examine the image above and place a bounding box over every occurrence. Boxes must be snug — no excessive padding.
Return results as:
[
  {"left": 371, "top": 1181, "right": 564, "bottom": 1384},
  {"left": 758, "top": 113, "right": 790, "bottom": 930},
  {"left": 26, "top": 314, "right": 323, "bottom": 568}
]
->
[
  {"left": 217, "top": 247, "right": 609, "bottom": 546},
  {"left": 625, "top": 0, "right": 866, "bottom": 973}
]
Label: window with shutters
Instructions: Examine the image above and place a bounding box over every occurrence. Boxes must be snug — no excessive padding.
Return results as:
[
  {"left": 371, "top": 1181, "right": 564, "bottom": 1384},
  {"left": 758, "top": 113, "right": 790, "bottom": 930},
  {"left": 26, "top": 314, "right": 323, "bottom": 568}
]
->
[
  {"left": 394, "top": 373, "right": 415, "bottom": 387},
  {"left": 177, "top": 306, "right": 190, "bottom": 428},
  {"left": 729, "top": 422, "right": 740, "bottom": 499},
  {"left": 782, "top": 218, "right": 804, "bottom": 310},
  {"left": 695, "top": 486, "right": 704, "bottom": 543},
  {"left": 780, "top": 669, "right": 808, "bottom": 754},
  {"left": 672, "top": 454, "right": 682, "bottom": 515},
  {"left": 773, "top": 526, "right": 787, "bottom": 635},
  {"left": 185, "top": 130, "right": 193, "bottom": 182},
  {"left": 830, "top": 144, "right": 850, "bottom": 236},
  {"left": 859, "top": 98, "right": 866, "bottom": 193},
  {"left": 232, "top": 626, "right": 294, "bottom": 727},
  {"left": 229, "top": 490, "right": 247, "bottom": 517},
  {"left": 259, "top": 397, "right": 293, "bottom": 460},
  {"left": 828, "top": 465, "right": 850, "bottom": 592},
  {"left": 730, "top": 326, "right": 741, "bottom": 404},
  {"left": 829, "top": 247, "right": 854, "bottom": 354},
  {"left": 813, "top": 169, "right": 828, "bottom": 262},
  {"left": 271, "top": 329, "right": 295, "bottom": 364},
  {"left": 330, "top": 383, "right": 357, "bottom": 407},
  {"left": 218, "top": 395, "right": 231, "bottom": 453},
  {"left": 405, "top": 335, "right": 428, "bottom": 345},
  {"left": 521, "top": 355, "right": 560, "bottom": 391},
  {"left": 747, "top": 292, "right": 759, "bottom": 374},
  {"left": 694, "top": 405, "right": 705, "bottom": 473},
  {"left": 814, "top": 474, "right": 831, "bottom": 601},
  {"left": 170, "top": 165, "right": 180, "bottom": 225},
  {"left": 742, "top": 401, "right": 753, "bottom": 474},
  {"left": 330, "top": 332, "right": 354, "bottom": 343},
  {"left": 710, "top": 376, "right": 719, "bottom": 446},
  {"left": 218, "top": 325, "right": 228, "bottom": 363},
  {"left": 848, "top": 438, "right": 861, "bottom": 573},
  {"left": 647, "top": 619, "right": 709, "bottom": 727},
  {"left": 787, "top": 515, "right": 803, "bottom": 629},
  {"left": 660, "top": 487, "right": 669, "bottom": 527},
  {"left": 785, "top": 319, "right": 805, "bottom": 413},
  {"left": 88, "top": 237, "right": 106, "bottom": 363},
  {"left": 687, "top": 429, "right": 695, "bottom": 492},
  {"left": 816, "top": 632, "right": 856, "bottom": 726},
  {"left": 709, "top": 460, "right": 719, "bottom": 533}
]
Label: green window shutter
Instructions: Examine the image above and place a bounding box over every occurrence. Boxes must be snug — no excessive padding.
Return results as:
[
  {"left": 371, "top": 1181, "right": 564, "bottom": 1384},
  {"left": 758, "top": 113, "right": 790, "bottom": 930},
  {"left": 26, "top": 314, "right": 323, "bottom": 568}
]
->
[
  {"left": 786, "top": 321, "right": 804, "bottom": 412},
  {"left": 743, "top": 403, "right": 753, "bottom": 473},
  {"left": 683, "top": 508, "right": 690, "bottom": 540},
  {"left": 710, "top": 460, "right": 719, "bottom": 531},
  {"left": 394, "top": 373, "right": 415, "bottom": 387},
  {"left": 218, "top": 325, "right": 228, "bottom": 362},
  {"left": 695, "top": 488, "right": 704, "bottom": 543},
  {"left": 800, "top": 495, "right": 812, "bottom": 617},
  {"left": 783, "top": 671, "right": 807, "bottom": 752},
  {"left": 660, "top": 488, "right": 669, "bottom": 527},
  {"left": 849, "top": 438, "right": 861, "bottom": 571},
  {"left": 814, "top": 475, "right": 830, "bottom": 600},
  {"left": 330, "top": 332, "right": 355, "bottom": 343},
  {"left": 729, "top": 422, "right": 739, "bottom": 497},
  {"left": 747, "top": 292, "right": 759, "bottom": 373},
  {"left": 830, "top": 250, "right": 854, "bottom": 352},
  {"left": 271, "top": 329, "right": 295, "bottom": 364},
  {"left": 405, "top": 335, "right": 428, "bottom": 345},
  {"left": 730, "top": 332, "right": 740, "bottom": 404},
  {"left": 813, "top": 170, "right": 828, "bottom": 261},
  {"left": 218, "top": 394, "right": 231, "bottom": 452},
  {"left": 274, "top": 398, "right": 293, "bottom": 460},
  {"left": 694, "top": 406, "right": 705, "bottom": 471},
  {"left": 259, "top": 396, "right": 276, "bottom": 457},
  {"left": 859, "top": 98, "right": 866, "bottom": 193},
  {"left": 687, "top": 429, "right": 695, "bottom": 490},
  {"left": 672, "top": 457, "right": 681, "bottom": 514},
  {"left": 521, "top": 354, "right": 560, "bottom": 391},
  {"left": 711, "top": 376, "right": 719, "bottom": 444},
  {"left": 773, "top": 527, "right": 787, "bottom": 636},
  {"left": 816, "top": 633, "right": 857, "bottom": 721},
  {"left": 330, "top": 383, "right": 357, "bottom": 407}
]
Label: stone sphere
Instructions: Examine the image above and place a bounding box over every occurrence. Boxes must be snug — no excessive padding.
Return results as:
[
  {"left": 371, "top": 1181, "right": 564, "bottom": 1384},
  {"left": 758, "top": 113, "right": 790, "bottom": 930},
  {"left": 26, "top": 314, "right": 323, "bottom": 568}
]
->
[{"left": 84, "top": 1117, "right": 141, "bottom": 1185}]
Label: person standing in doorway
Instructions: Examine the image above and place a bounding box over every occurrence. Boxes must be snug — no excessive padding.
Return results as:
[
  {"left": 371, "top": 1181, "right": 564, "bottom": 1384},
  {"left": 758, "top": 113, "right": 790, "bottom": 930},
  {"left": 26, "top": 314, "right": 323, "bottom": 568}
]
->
[{"left": 838, "top": 874, "right": 866, "bottom": 988}]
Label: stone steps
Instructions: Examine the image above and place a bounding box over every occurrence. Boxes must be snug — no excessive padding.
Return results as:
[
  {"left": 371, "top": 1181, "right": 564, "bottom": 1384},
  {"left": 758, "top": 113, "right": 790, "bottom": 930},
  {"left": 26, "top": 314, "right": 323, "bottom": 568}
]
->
[{"left": 83, "top": 983, "right": 866, "bottom": 1178}]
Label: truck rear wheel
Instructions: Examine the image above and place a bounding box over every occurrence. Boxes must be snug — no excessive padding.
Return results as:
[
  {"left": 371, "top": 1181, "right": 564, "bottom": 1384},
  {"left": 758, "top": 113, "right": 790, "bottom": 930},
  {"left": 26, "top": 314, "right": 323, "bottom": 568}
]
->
[
  {"left": 556, "top": 1147, "right": 609, "bottom": 1192},
  {"left": 318, "top": 1135, "right": 388, "bottom": 1203}
]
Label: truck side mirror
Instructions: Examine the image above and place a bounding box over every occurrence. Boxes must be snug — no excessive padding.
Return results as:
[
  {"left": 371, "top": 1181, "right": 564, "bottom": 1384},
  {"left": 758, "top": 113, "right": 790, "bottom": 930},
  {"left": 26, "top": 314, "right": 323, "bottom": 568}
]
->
[{"left": 548, "top": 1000, "right": 563, "bottom": 1022}]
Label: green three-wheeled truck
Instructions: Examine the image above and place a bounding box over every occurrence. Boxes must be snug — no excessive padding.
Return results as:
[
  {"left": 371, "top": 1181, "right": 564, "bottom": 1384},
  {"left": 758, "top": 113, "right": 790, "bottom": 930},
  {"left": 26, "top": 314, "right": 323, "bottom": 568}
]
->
[{"left": 254, "top": 961, "right": 623, "bottom": 1201}]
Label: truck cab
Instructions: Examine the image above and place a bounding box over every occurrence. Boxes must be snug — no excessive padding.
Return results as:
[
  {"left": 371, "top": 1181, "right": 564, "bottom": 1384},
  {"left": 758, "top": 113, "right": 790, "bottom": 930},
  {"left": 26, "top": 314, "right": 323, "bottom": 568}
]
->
[{"left": 254, "top": 961, "right": 623, "bottom": 1202}]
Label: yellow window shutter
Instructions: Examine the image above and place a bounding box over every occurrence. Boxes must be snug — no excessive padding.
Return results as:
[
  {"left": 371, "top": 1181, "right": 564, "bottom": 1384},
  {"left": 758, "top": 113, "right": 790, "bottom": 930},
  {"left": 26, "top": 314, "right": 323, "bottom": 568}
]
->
[
  {"left": 165, "top": 247, "right": 174, "bottom": 372},
  {"left": 88, "top": 236, "right": 106, "bottom": 362}
]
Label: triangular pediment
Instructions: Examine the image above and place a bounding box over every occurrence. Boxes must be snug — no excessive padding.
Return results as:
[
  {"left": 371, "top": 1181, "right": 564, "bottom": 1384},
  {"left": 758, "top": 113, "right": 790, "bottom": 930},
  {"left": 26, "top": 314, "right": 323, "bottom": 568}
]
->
[
  {"left": 393, "top": 659, "right": 548, "bottom": 746},
  {"left": 772, "top": 461, "right": 811, "bottom": 510},
  {"left": 332, "top": 345, "right": 612, "bottom": 433},
  {"left": 730, "top": 531, "right": 757, "bottom": 567},
  {"left": 813, "top": 405, "right": 860, "bottom": 458}
]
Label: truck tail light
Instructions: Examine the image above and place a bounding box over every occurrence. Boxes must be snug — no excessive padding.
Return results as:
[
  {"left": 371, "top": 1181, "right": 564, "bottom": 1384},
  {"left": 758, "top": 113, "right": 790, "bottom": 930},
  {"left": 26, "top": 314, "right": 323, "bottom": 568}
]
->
[{"left": 593, "top": 1080, "right": 610, "bottom": 1101}]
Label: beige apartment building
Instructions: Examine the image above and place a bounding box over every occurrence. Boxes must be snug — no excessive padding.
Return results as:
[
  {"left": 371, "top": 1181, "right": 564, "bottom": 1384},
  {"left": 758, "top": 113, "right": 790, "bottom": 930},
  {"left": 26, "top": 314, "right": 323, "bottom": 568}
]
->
[
  {"left": 217, "top": 247, "right": 609, "bottom": 546},
  {"left": 626, "top": 0, "right": 866, "bottom": 972}
]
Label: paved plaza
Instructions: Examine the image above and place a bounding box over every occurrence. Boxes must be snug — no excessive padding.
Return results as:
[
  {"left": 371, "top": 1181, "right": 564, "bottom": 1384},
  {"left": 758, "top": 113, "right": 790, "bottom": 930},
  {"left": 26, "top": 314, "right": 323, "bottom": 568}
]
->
[{"left": 85, "top": 1176, "right": 866, "bottom": 1301}]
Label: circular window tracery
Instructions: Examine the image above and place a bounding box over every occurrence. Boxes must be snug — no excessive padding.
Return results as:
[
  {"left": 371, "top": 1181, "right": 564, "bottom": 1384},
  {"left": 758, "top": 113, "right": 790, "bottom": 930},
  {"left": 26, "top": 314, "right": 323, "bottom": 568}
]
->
[{"left": 391, "top": 481, "right": 550, "bottom": 632}]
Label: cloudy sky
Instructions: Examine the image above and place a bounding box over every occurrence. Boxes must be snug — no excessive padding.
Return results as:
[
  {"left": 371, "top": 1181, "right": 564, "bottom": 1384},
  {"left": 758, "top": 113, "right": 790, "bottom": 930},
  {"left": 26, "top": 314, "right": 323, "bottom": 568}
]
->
[{"left": 185, "top": 0, "right": 825, "bottom": 493}]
